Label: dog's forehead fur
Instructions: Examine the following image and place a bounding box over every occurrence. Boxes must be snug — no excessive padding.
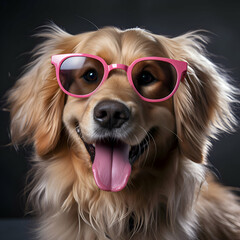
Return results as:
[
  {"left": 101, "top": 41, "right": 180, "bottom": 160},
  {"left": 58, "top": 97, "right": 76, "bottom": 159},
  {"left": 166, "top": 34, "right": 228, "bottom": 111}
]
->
[{"left": 74, "top": 27, "right": 168, "bottom": 64}]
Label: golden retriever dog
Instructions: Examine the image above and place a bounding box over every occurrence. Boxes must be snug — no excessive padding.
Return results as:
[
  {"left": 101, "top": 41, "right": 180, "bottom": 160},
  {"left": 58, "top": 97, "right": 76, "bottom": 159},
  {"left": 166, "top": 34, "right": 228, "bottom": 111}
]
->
[{"left": 7, "top": 24, "right": 240, "bottom": 239}]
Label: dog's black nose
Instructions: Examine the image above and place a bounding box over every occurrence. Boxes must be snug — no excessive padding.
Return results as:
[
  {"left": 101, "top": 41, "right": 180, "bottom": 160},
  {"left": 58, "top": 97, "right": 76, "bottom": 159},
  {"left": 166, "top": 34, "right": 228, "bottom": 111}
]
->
[{"left": 94, "top": 100, "right": 130, "bottom": 129}]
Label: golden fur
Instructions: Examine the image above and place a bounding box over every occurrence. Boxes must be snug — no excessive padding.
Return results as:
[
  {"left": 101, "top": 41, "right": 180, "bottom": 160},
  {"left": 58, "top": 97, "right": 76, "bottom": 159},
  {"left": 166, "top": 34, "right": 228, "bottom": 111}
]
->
[{"left": 7, "top": 25, "right": 240, "bottom": 239}]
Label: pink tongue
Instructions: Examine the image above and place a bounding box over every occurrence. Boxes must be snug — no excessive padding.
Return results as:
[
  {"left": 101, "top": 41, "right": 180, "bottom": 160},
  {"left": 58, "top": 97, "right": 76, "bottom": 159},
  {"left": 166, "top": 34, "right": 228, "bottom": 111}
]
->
[{"left": 92, "top": 141, "right": 131, "bottom": 192}]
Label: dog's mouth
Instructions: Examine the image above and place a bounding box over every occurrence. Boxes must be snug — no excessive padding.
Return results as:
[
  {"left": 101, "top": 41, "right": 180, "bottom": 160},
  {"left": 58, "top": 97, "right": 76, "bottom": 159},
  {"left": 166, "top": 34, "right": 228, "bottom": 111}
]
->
[{"left": 76, "top": 124, "right": 153, "bottom": 192}]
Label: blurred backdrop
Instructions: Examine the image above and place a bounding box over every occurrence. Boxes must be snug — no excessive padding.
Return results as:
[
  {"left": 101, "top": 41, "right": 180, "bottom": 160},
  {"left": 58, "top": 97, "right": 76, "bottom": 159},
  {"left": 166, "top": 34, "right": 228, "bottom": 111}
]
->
[{"left": 0, "top": 0, "right": 239, "bottom": 218}]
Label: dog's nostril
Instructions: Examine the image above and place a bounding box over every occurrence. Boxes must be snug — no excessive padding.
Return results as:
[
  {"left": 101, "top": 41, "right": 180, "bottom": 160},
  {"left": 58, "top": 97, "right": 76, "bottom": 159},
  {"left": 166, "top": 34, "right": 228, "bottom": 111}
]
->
[
  {"left": 94, "top": 100, "right": 130, "bottom": 129},
  {"left": 95, "top": 109, "right": 108, "bottom": 119},
  {"left": 115, "top": 111, "right": 126, "bottom": 119}
]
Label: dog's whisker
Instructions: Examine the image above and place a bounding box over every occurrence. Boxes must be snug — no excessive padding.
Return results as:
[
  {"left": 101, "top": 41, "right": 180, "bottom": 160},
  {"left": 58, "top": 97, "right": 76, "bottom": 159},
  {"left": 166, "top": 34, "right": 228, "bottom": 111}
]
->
[
  {"left": 131, "top": 133, "right": 142, "bottom": 164},
  {"left": 137, "top": 125, "right": 158, "bottom": 166},
  {"left": 146, "top": 130, "right": 158, "bottom": 166},
  {"left": 136, "top": 125, "right": 150, "bottom": 166},
  {"left": 160, "top": 124, "right": 183, "bottom": 143}
]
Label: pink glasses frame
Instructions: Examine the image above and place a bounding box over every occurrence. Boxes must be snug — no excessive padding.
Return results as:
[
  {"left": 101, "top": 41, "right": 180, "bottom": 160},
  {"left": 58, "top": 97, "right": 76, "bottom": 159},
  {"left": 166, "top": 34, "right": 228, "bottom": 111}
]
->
[{"left": 51, "top": 53, "right": 187, "bottom": 103}]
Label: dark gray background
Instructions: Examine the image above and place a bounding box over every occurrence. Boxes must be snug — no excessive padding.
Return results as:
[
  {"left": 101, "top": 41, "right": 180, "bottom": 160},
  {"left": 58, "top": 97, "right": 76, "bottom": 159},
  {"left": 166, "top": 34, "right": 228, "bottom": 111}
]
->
[{"left": 0, "top": 0, "right": 239, "bottom": 218}]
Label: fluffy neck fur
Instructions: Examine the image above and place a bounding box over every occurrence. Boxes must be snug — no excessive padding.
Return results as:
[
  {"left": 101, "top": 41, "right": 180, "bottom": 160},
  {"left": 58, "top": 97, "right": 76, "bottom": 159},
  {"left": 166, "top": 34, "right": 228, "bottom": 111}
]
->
[{"left": 28, "top": 146, "right": 205, "bottom": 240}]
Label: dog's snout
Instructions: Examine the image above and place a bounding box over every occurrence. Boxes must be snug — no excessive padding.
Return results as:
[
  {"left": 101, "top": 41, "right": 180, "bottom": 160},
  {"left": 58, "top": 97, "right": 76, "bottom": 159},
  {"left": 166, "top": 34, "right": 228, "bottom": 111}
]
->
[{"left": 94, "top": 100, "right": 130, "bottom": 129}]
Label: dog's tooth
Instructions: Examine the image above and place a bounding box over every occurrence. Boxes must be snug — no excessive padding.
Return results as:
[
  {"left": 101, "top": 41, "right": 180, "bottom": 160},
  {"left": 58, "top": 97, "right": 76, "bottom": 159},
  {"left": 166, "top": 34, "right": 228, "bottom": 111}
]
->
[{"left": 76, "top": 125, "right": 81, "bottom": 134}]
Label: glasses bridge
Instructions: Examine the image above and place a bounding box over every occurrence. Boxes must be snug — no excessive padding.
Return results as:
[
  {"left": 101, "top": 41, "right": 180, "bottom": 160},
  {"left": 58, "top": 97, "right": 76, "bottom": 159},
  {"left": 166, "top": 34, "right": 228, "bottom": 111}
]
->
[{"left": 108, "top": 64, "right": 128, "bottom": 73}]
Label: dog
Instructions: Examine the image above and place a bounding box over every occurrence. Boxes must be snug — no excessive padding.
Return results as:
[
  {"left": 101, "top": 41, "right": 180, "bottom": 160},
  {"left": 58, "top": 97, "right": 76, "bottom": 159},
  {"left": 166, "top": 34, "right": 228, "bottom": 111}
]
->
[{"left": 7, "top": 24, "right": 240, "bottom": 239}]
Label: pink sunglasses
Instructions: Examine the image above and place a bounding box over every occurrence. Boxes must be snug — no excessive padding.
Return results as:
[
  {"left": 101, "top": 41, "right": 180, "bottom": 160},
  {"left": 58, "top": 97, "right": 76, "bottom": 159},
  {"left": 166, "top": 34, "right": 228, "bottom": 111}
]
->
[{"left": 51, "top": 54, "right": 187, "bottom": 102}]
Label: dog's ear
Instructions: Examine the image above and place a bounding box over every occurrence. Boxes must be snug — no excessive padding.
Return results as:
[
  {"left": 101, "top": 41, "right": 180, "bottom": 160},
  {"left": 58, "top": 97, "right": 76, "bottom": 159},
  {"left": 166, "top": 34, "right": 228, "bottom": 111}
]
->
[
  {"left": 156, "top": 32, "right": 237, "bottom": 163},
  {"left": 7, "top": 25, "right": 77, "bottom": 156}
]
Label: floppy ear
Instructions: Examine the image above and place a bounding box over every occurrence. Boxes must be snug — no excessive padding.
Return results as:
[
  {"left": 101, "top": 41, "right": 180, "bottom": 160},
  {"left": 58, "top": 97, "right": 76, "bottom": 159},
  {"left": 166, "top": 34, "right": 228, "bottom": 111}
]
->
[
  {"left": 156, "top": 32, "right": 237, "bottom": 163},
  {"left": 7, "top": 25, "right": 77, "bottom": 156}
]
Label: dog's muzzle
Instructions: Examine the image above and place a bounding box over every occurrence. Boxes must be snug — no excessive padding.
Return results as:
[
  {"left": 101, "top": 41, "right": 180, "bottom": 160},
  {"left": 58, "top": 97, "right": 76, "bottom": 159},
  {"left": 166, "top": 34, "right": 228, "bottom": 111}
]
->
[{"left": 76, "top": 100, "right": 151, "bottom": 192}]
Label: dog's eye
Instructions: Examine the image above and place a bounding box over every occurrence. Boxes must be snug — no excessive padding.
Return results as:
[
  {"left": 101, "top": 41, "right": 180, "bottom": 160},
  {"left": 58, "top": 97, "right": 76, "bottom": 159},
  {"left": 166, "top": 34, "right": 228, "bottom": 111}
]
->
[
  {"left": 83, "top": 69, "right": 98, "bottom": 82},
  {"left": 137, "top": 71, "right": 157, "bottom": 85}
]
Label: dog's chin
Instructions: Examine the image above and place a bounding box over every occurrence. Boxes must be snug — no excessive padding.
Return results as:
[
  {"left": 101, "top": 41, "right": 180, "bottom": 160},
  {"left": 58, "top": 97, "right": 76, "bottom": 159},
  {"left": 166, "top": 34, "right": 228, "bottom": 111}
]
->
[{"left": 75, "top": 123, "right": 156, "bottom": 192}]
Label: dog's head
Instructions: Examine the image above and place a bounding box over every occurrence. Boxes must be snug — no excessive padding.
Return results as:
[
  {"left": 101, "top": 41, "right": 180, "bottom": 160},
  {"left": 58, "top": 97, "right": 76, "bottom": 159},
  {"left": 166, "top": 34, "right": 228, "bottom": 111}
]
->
[{"left": 8, "top": 25, "right": 236, "bottom": 192}]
